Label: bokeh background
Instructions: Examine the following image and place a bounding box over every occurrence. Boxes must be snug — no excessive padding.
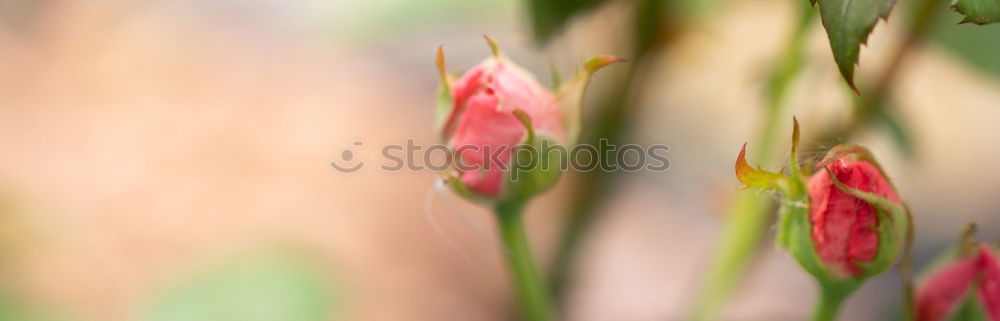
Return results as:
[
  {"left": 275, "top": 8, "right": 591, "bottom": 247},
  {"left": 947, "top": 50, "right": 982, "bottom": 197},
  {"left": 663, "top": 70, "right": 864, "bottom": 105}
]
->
[{"left": 0, "top": 0, "right": 999, "bottom": 320}]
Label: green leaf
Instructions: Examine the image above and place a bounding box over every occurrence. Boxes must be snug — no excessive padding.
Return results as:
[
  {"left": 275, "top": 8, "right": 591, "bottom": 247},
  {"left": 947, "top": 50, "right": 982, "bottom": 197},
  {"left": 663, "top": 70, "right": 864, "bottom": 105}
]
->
[
  {"left": 952, "top": 0, "right": 1000, "bottom": 24},
  {"left": 144, "top": 252, "right": 340, "bottom": 321},
  {"left": 932, "top": 11, "right": 1000, "bottom": 76},
  {"left": 527, "top": 0, "right": 608, "bottom": 44},
  {"left": 814, "top": 0, "right": 897, "bottom": 91}
]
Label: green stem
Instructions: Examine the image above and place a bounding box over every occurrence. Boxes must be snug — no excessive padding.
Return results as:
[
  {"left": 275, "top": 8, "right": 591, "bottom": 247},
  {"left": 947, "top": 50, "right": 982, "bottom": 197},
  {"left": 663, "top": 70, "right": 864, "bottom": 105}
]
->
[
  {"left": 549, "top": 0, "right": 674, "bottom": 300},
  {"left": 758, "top": 4, "right": 817, "bottom": 160},
  {"left": 689, "top": 5, "right": 815, "bottom": 320},
  {"left": 495, "top": 200, "right": 553, "bottom": 321},
  {"left": 811, "top": 286, "right": 850, "bottom": 321},
  {"left": 549, "top": 64, "right": 633, "bottom": 301}
]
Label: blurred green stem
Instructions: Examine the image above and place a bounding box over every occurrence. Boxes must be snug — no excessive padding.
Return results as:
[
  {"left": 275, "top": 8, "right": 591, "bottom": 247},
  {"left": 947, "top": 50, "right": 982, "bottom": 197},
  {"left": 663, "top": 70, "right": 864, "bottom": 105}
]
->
[
  {"left": 811, "top": 286, "right": 850, "bottom": 321},
  {"left": 689, "top": 4, "right": 816, "bottom": 321},
  {"left": 549, "top": 0, "right": 673, "bottom": 303},
  {"left": 549, "top": 62, "right": 636, "bottom": 300},
  {"left": 692, "top": 0, "right": 941, "bottom": 317},
  {"left": 495, "top": 200, "right": 553, "bottom": 321}
]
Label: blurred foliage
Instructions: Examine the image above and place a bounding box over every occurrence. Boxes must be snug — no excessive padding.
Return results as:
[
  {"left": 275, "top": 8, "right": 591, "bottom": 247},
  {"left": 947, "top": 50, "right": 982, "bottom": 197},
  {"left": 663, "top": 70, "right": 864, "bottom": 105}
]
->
[
  {"left": 526, "top": 0, "right": 717, "bottom": 46},
  {"left": 144, "top": 251, "right": 340, "bottom": 321},
  {"left": 0, "top": 291, "right": 66, "bottom": 321},
  {"left": 333, "top": 0, "right": 506, "bottom": 40},
  {"left": 932, "top": 10, "right": 1000, "bottom": 77},
  {"left": 527, "top": 0, "right": 607, "bottom": 44},
  {"left": 874, "top": 100, "right": 916, "bottom": 157},
  {"left": 951, "top": 0, "right": 1000, "bottom": 24},
  {"left": 0, "top": 190, "right": 65, "bottom": 321}
]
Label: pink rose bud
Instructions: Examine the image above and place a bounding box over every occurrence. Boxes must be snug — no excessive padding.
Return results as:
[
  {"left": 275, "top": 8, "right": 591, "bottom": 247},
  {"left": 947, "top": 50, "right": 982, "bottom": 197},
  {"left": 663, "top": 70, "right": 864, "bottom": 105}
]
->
[
  {"left": 435, "top": 36, "right": 621, "bottom": 201},
  {"left": 807, "top": 154, "right": 901, "bottom": 278},
  {"left": 444, "top": 50, "right": 562, "bottom": 197},
  {"left": 737, "top": 125, "right": 912, "bottom": 320},
  {"left": 917, "top": 244, "right": 1000, "bottom": 321}
]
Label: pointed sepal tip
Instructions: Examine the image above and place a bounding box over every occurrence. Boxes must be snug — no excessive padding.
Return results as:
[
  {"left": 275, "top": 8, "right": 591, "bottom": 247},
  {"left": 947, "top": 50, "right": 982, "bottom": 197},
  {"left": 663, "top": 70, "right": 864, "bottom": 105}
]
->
[
  {"left": 483, "top": 35, "right": 501, "bottom": 58},
  {"left": 584, "top": 55, "right": 625, "bottom": 74},
  {"left": 736, "top": 143, "right": 784, "bottom": 190}
]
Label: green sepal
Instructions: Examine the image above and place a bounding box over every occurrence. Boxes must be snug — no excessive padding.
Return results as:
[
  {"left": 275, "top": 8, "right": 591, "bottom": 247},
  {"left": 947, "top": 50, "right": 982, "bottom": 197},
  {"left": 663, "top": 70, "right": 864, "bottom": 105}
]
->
[
  {"left": 746, "top": 118, "right": 807, "bottom": 248},
  {"left": 557, "top": 55, "right": 624, "bottom": 146},
  {"left": 446, "top": 172, "right": 490, "bottom": 204},
  {"left": 815, "top": 145, "right": 891, "bottom": 181},
  {"left": 501, "top": 110, "right": 565, "bottom": 202},
  {"left": 780, "top": 188, "right": 864, "bottom": 294},
  {"left": 735, "top": 143, "right": 787, "bottom": 192},
  {"left": 435, "top": 84, "right": 453, "bottom": 136},
  {"left": 946, "top": 287, "right": 990, "bottom": 321},
  {"left": 435, "top": 46, "right": 455, "bottom": 140},
  {"left": 825, "top": 168, "right": 910, "bottom": 279}
]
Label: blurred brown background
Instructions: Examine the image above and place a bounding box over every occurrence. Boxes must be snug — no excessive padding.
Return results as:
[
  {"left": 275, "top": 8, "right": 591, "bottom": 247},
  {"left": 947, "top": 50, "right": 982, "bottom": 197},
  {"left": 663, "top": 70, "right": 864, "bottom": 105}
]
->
[{"left": 0, "top": 0, "right": 998, "bottom": 320}]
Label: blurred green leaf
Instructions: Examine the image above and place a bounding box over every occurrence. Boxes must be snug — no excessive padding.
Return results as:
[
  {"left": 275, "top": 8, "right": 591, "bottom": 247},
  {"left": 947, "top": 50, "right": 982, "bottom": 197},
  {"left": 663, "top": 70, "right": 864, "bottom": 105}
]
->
[
  {"left": 0, "top": 291, "right": 67, "bottom": 321},
  {"left": 814, "top": 0, "right": 897, "bottom": 91},
  {"left": 633, "top": 0, "right": 670, "bottom": 53},
  {"left": 145, "top": 252, "right": 340, "bottom": 321},
  {"left": 333, "top": 0, "right": 506, "bottom": 40},
  {"left": 952, "top": 0, "right": 1000, "bottom": 24},
  {"left": 527, "top": 0, "right": 607, "bottom": 44},
  {"left": 932, "top": 11, "right": 1000, "bottom": 77}
]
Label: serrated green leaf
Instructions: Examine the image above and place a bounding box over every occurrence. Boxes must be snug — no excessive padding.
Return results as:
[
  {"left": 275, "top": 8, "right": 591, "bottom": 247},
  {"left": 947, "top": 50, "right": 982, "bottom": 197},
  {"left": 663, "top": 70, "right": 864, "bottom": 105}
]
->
[
  {"left": 953, "top": 0, "right": 1000, "bottom": 24},
  {"left": 815, "top": 0, "right": 897, "bottom": 91},
  {"left": 932, "top": 11, "right": 1000, "bottom": 76}
]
